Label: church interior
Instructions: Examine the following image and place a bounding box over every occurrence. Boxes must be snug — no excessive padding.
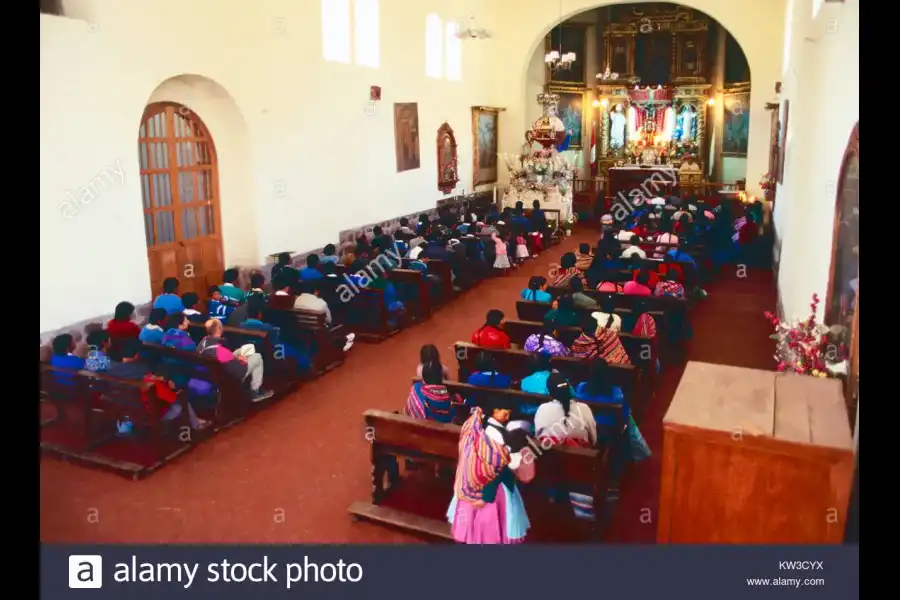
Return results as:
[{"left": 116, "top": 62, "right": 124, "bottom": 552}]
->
[{"left": 40, "top": 0, "right": 858, "bottom": 544}]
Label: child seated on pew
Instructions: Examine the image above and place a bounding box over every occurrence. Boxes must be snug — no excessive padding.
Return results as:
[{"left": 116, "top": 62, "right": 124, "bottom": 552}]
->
[
  {"left": 654, "top": 270, "right": 686, "bottom": 298},
  {"left": 106, "top": 301, "right": 142, "bottom": 341},
  {"left": 575, "top": 243, "right": 594, "bottom": 271},
  {"left": 543, "top": 294, "right": 580, "bottom": 328},
  {"left": 446, "top": 395, "right": 535, "bottom": 544},
  {"left": 569, "top": 278, "right": 599, "bottom": 310},
  {"left": 139, "top": 308, "right": 168, "bottom": 345},
  {"left": 549, "top": 252, "right": 584, "bottom": 288},
  {"left": 523, "top": 323, "right": 570, "bottom": 357},
  {"left": 520, "top": 275, "right": 552, "bottom": 303},
  {"left": 535, "top": 373, "right": 599, "bottom": 520},
  {"left": 658, "top": 253, "right": 685, "bottom": 284},
  {"left": 109, "top": 338, "right": 211, "bottom": 431},
  {"left": 519, "top": 352, "right": 554, "bottom": 417},
  {"left": 620, "top": 235, "right": 647, "bottom": 260},
  {"left": 466, "top": 351, "right": 512, "bottom": 389},
  {"left": 207, "top": 286, "right": 238, "bottom": 323},
  {"left": 49, "top": 333, "right": 86, "bottom": 385},
  {"left": 247, "top": 273, "right": 268, "bottom": 304},
  {"left": 321, "top": 244, "right": 340, "bottom": 265},
  {"left": 85, "top": 330, "right": 111, "bottom": 372},
  {"left": 240, "top": 297, "right": 312, "bottom": 374},
  {"left": 471, "top": 309, "right": 512, "bottom": 350},
  {"left": 405, "top": 361, "right": 460, "bottom": 424},
  {"left": 623, "top": 269, "right": 653, "bottom": 297},
  {"left": 219, "top": 268, "right": 247, "bottom": 303},
  {"left": 416, "top": 344, "right": 451, "bottom": 380},
  {"left": 181, "top": 293, "right": 208, "bottom": 324},
  {"left": 574, "top": 360, "right": 650, "bottom": 463},
  {"left": 153, "top": 277, "right": 184, "bottom": 314}
]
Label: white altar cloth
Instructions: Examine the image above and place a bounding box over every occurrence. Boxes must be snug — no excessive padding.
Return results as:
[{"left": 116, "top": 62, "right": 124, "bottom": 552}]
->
[{"left": 502, "top": 187, "right": 573, "bottom": 222}]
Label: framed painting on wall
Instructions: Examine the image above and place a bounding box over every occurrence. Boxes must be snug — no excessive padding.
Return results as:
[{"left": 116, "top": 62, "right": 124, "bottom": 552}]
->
[
  {"left": 393, "top": 102, "right": 421, "bottom": 173},
  {"left": 472, "top": 107, "right": 500, "bottom": 187},
  {"left": 723, "top": 91, "right": 750, "bottom": 157},
  {"left": 551, "top": 88, "right": 585, "bottom": 150}
]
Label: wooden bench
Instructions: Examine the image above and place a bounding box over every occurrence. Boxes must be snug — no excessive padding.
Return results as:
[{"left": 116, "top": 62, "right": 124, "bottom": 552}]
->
[
  {"left": 185, "top": 323, "right": 302, "bottom": 396},
  {"left": 453, "top": 342, "right": 643, "bottom": 411},
  {"left": 39, "top": 364, "right": 198, "bottom": 479},
  {"left": 388, "top": 268, "right": 432, "bottom": 321},
  {"left": 503, "top": 319, "right": 655, "bottom": 368},
  {"left": 139, "top": 342, "right": 250, "bottom": 430},
  {"left": 262, "top": 308, "right": 347, "bottom": 376},
  {"left": 515, "top": 299, "right": 661, "bottom": 326},
  {"left": 348, "top": 409, "right": 613, "bottom": 541}
]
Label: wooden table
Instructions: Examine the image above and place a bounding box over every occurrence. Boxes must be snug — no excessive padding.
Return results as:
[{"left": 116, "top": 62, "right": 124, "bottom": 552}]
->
[{"left": 657, "top": 362, "right": 854, "bottom": 544}]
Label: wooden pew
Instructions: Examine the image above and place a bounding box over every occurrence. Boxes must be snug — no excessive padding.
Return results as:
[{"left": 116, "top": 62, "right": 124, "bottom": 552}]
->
[
  {"left": 263, "top": 308, "right": 347, "bottom": 376},
  {"left": 39, "top": 365, "right": 197, "bottom": 479},
  {"left": 400, "top": 259, "right": 455, "bottom": 306},
  {"left": 515, "top": 299, "right": 661, "bottom": 325},
  {"left": 185, "top": 323, "right": 302, "bottom": 397},
  {"left": 419, "top": 379, "right": 626, "bottom": 433},
  {"left": 388, "top": 268, "right": 432, "bottom": 321},
  {"left": 139, "top": 343, "right": 249, "bottom": 430},
  {"left": 453, "top": 342, "right": 642, "bottom": 410},
  {"left": 502, "top": 319, "right": 655, "bottom": 368},
  {"left": 348, "top": 409, "right": 613, "bottom": 541},
  {"left": 544, "top": 289, "right": 691, "bottom": 326}
]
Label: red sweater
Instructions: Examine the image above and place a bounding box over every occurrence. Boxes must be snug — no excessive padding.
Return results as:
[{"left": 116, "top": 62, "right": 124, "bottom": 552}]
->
[
  {"left": 471, "top": 325, "right": 511, "bottom": 349},
  {"left": 106, "top": 318, "right": 141, "bottom": 340}
]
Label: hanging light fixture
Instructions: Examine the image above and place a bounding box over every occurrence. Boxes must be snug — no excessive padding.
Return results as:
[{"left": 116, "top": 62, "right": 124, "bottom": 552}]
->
[{"left": 545, "top": 0, "right": 576, "bottom": 71}]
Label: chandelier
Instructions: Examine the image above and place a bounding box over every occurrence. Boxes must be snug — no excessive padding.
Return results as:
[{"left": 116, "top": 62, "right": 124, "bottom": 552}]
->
[
  {"left": 545, "top": 0, "right": 575, "bottom": 71},
  {"left": 595, "top": 64, "right": 619, "bottom": 81},
  {"left": 545, "top": 50, "right": 577, "bottom": 71},
  {"left": 454, "top": 16, "right": 492, "bottom": 40}
]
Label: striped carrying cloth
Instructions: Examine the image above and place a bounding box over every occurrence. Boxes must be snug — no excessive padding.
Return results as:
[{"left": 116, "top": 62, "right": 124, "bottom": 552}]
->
[
  {"left": 404, "top": 382, "right": 454, "bottom": 424},
  {"left": 454, "top": 408, "right": 510, "bottom": 504}
]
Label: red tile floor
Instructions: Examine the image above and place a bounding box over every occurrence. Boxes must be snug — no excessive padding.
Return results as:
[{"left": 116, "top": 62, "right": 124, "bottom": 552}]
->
[{"left": 39, "top": 229, "right": 776, "bottom": 543}]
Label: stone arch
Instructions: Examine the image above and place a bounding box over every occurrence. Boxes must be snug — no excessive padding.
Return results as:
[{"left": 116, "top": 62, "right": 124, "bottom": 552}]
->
[
  {"left": 500, "top": 0, "right": 775, "bottom": 193},
  {"left": 144, "top": 74, "right": 257, "bottom": 269}
]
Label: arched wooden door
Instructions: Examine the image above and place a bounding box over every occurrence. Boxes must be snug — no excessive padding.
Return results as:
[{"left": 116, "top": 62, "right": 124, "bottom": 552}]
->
[
  {"left": 825, "top": 122, "right": 859, "bottom": 418},
  {"left": 138, "top": 103, "right": 224, "bottom": 301}
]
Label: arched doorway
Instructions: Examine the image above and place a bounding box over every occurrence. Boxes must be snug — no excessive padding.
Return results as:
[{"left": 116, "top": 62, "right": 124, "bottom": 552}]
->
[
  {"left": 138, "top": 102, "right": 224, "bottom": 300},
  {"left": 825, "top": 123, "right": 859, "bottom": 417}
]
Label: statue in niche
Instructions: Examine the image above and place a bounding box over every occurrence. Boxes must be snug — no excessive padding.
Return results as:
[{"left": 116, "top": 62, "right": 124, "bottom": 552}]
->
[
  {"left": 674, "top": 105, "right": 696, "bottom": 142},
  {"left": 609, "top": 104, "right": 627, "bottom": 149},
  {"left": 436, "top": 122, "right": 459, "bottom": 194}
]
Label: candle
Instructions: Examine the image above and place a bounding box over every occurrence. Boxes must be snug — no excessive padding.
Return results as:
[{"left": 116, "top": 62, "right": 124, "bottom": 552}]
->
[{"left": 493, "top": 185, "right": 497, "bottom": 204}]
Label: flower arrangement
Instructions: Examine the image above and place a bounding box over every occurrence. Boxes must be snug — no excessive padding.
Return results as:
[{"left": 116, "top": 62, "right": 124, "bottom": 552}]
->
[
  {"left": 763, "top": 293, "right": 849, "bottom": 378},
  {"left": 759, "top": 173, "right": 776, "bottom": 194}
]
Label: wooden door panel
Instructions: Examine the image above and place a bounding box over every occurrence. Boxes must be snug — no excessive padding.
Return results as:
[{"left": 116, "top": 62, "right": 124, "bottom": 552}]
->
[{"left": 139, "top": 103, "right": 224, "bottom": 303}]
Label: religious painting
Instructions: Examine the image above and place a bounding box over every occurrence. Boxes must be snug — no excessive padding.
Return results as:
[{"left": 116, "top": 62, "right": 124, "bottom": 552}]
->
[
  {"left": 436, "top": 122, "right": 459, "bottom": 194},
  {"left": 778, "top": 99, "right": 790, "bottom": 184},
  {"left": 545, "top": 25, "right": 588, "bottom": 86},
  {"left": 393, "top": 102, "right": 420, "bottom": 172},
  {"left": 723, "top": 92, "right": 750, "bottom": 157},
  {"left": 552, "top": 89, "right": 585, "bottom": 150},
  {"left": 472, "top": 107, "right": 500, "bottom": 187}
]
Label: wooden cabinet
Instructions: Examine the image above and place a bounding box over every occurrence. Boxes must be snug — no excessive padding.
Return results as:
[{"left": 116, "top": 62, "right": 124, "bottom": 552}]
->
[{"left": 657, "top": 362, "right": 854, "bottom": 544}]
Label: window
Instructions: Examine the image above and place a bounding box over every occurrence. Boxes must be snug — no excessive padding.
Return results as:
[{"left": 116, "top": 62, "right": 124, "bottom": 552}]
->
[
  {"left": 425, "top": 14, "right": 443, "bottom": 79},
  {"left": 354, "top": 0, "right": 379, "bottom": 68},
  {"left": 812, "top": 0, "right": 823, "bottom": 18},
  {"left": 782, "top": 0, "right": 794, "bottom": 77},
  {"left": 322, "top": 0, "right": 379, "bottom": 67},
  {"left": 322, "top": 0, "right": 351, "bottom": 64},
  {"left": 445, "top": 21, "right": 462, "bottom": 81}
]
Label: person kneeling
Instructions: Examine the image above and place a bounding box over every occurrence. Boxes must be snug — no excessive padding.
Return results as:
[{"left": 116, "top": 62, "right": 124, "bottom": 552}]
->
[{"left": 197, "top": 319, "right": 273, "bottom": 403}]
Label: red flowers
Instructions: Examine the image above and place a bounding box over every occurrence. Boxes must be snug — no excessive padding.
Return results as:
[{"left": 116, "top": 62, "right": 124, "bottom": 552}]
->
[{"left": 764, "top": 293, "right": 846, "bottom": 377}]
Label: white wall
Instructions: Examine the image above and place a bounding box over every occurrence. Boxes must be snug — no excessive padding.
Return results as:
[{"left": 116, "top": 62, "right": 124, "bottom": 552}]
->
[
  {"left": 774, "top": 0, "right": 858, "bottom": 320},
  {"left": 484, "top": 0, "right": 785, "bottom": 201},
  {"left": 723, "top": 157, "right": 747, "bottom": 183},
  {"left": 40, "top": 0, "right": 495, "bottom": 333}
]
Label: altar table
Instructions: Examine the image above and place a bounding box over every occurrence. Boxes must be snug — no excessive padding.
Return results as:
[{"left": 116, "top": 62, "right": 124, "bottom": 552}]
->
[
  {"left": 608, "top": 166, "right": 679, "bottom": 205},
  {"left": 502, "top": 187, "right": 573, "bottom": 222}
]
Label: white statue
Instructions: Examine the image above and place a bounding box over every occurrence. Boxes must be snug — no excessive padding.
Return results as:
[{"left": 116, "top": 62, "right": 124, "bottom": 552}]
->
[{"left": 609, "top": 104, "right": 626, "bottom": 149}]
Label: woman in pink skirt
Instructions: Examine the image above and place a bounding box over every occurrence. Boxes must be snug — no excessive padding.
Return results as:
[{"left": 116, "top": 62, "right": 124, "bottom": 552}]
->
[{"left": 446, "top": 399, "right": 535, "bottom": 544}]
